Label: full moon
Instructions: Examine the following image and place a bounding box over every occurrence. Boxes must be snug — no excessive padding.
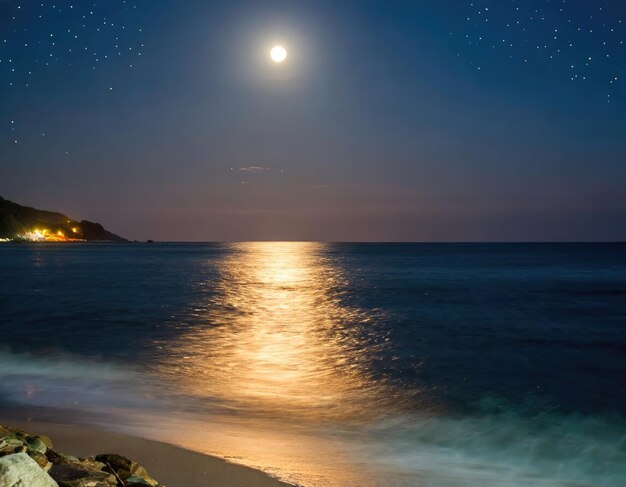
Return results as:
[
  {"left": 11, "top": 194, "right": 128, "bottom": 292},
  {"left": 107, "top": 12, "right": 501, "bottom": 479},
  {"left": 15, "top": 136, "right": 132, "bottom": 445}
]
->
[{"left": 270, "top": 45, "right": 287, "bottom": 63}]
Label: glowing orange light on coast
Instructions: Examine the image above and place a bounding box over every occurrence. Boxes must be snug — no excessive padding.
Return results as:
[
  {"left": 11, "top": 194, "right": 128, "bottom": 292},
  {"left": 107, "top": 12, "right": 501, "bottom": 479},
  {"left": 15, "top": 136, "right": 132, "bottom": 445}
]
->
[
  {"left": 71, "top": 227, "right": 79, "bottom": 234},
  {"left": 17, "top": 226, "right": 84, "bottom": 242}
]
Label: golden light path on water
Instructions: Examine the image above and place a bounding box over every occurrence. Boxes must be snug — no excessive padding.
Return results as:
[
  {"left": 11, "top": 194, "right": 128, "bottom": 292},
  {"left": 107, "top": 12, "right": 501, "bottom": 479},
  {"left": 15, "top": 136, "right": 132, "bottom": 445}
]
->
[{"left": 132, "top": 242, "right": 407, "bottom": 486}]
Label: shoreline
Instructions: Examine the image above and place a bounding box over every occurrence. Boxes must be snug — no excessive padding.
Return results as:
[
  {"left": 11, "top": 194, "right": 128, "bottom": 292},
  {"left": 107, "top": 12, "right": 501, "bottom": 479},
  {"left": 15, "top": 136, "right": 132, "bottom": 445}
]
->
[{"left": 0, "top": 417, "right": 294, "bottom": 487}]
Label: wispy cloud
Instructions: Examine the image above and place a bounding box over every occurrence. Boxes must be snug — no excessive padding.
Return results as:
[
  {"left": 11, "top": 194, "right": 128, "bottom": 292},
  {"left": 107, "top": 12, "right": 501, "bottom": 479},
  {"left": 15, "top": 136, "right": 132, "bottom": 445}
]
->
[{"left": 238, "top": 166, "right": 270, "bottom": 173}]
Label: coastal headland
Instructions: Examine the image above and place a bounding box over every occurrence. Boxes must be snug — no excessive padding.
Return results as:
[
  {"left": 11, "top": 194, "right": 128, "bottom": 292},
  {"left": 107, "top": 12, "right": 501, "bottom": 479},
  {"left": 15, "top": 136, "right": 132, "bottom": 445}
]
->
[{"left": 0, "top": 196, "right": 126, "bottom": 242}]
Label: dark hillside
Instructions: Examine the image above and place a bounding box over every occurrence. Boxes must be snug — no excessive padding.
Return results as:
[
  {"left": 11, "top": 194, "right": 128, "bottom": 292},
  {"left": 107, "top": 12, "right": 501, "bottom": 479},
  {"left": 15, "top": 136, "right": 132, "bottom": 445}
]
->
[{"left": 0, "top": 195, "right": 126, "bottom": 241}]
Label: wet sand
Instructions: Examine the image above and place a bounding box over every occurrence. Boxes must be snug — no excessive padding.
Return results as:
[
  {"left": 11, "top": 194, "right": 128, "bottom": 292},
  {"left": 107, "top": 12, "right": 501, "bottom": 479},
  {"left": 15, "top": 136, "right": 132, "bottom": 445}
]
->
[{"left": 0, "top": 419, "right": 293, "bottom": 487}]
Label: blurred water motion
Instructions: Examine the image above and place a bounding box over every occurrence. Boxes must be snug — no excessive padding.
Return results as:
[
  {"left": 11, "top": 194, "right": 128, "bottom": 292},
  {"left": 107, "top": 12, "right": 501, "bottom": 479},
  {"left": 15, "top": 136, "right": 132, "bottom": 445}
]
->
[{"left": 157, "top": 242, "right": 394, "bottom": 423}]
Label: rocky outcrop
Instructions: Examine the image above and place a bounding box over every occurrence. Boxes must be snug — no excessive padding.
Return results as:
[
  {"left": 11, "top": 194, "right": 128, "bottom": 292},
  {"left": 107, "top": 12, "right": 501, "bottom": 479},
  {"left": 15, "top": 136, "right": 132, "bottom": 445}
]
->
[
  {"left": 0, "top": 425, "right": 163, "bottom": 487},
  {"left": 0, "top": 195, "right": 126, "bottom": 241}
]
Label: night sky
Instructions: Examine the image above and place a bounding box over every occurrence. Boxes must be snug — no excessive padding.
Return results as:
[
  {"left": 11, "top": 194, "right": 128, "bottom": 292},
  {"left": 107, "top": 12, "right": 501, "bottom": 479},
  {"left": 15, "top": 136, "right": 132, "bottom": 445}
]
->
[{"left": 1, "top": 0, "right": 625, "bottom": 241}]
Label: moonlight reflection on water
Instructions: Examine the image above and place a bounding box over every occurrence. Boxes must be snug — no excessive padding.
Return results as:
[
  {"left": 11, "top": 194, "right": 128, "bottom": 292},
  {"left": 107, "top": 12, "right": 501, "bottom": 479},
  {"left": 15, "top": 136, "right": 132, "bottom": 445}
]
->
[
  {"left": 148, "top": 242, "right": 406, "bottom": 486},
  {"left": 158, "top": 242, "right": 401, "bottom": 423}
]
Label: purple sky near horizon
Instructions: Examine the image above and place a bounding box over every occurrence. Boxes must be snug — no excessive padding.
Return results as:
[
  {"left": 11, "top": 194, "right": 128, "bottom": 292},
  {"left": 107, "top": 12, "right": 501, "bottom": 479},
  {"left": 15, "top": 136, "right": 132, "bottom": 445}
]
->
[{"left": 1, "top": 0, "right": 625, "bottom": 241}]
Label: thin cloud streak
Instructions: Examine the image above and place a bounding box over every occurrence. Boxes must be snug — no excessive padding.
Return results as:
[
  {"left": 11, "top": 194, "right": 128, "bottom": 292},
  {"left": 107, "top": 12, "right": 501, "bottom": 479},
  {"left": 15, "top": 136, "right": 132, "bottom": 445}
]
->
[{"left": 238, "top": 166, "right": 271, "bottom": 173}]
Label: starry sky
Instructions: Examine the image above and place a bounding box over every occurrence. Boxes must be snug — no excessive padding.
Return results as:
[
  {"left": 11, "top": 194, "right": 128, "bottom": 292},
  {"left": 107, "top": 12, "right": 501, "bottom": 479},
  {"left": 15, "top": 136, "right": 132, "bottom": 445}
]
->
[{"left": 1, "top": 0, "right": 625, "bottom": 241}]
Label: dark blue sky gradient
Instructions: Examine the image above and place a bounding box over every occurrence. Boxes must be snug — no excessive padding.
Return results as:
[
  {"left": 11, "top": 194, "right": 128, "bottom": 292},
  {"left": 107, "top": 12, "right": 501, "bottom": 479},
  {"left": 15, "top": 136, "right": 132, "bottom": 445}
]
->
[{"left": 1, "top": 0, "right": 625, "bottom": 241}]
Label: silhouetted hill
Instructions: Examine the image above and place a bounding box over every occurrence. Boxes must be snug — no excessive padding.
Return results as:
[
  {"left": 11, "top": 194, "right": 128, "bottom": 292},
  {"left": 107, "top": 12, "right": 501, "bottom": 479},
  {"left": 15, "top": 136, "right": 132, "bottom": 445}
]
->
[{"left": 0, "top": 195, "right": 126, "bottom": 241}]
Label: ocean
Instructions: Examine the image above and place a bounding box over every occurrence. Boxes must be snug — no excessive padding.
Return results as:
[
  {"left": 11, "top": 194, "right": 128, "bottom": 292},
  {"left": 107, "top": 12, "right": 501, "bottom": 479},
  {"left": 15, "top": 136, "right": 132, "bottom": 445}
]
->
[{"left": 1, "top": 242, "right": 625, "bottom": 486}]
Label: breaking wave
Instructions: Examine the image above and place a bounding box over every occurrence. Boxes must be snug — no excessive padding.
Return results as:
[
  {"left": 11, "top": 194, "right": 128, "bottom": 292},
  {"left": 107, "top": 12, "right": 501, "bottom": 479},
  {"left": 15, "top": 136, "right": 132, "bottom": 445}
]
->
[{"left": 1, "top": 351, "right": 625, "bottom": 486}]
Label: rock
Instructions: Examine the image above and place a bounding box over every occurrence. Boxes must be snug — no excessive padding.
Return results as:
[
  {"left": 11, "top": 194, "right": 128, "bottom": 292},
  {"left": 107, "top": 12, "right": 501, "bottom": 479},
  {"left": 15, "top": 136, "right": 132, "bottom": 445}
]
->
[
  {"left": 69, "top": 481, "right": 115, "bottom": 487},
  {"left": 126, "top": 465, "right": 158, "bottom": 487},
  {"left": 0, "top": 430, "right": 30, "bottom": 458},
  {"left": 27, "top": 450, "right": 50, "bottom": 470},
  {"left": 25, "top": 436, "right": 48, "bottom": 454},
  {"left": 0, "top": 452, "right": 58, "bottom": 487},
  {"left": 49, "top": 463, "right": 116, "bottom": 487},
  {"left": 95, "top": 454, "right": 158, "bottom": 486},
  {"left": 75, "top": 459, "right": 106, "bottom": 472},
  {"left": 0, "top": 438, "right": 25, "bottom": 456},
  {"left": 0, "top": 426, "right": 162, "bottom": 487},
  {"left": 93, "top": 454, "right": 131, "bottom": 476},
  {"left": 4, "top": 428, "right": 26, "bottom": 437},
  {"left": 49, "top": 463, "right": 89, "bottom": 481},
  {"left": 47, "top": 450, "right": 80, "bottom": 466},
  {"left": 38, "top": 436, "right": 54, "bottom": 450},
  {"left": 125, "top": 477, "right": 153, "bottom": 486},
  {"left": 0, "top": 443, "right": 11, "bottom": 457}
]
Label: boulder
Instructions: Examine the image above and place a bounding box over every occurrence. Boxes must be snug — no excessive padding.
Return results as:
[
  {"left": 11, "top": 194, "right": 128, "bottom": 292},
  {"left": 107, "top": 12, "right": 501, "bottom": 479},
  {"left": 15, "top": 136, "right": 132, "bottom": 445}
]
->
[
  {"left": 95, "top": 454, "right": 159, "bottom": 486},
  {"left": 48, "top": 463, "right": 116, "bottom": 487},
  {"left": 126, "top": 465, "right": 158, "bottom": 487},
  {"left": 0, "top": 452, "right": 58, "bottom": 487},
  {"left": 93, "top": 454, "right": 131, "bottom": 477}
]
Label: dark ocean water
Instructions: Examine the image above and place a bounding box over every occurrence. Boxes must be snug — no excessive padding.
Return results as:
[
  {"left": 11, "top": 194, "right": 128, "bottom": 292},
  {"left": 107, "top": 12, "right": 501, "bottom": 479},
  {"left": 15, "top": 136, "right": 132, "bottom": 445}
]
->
[{"left": 1, "top": 242, "right": 625, "bottom": 486}]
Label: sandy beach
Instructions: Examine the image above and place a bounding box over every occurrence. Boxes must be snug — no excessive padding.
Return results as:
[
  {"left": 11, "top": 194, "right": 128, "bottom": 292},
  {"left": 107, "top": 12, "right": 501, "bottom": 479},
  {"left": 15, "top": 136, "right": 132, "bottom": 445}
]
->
[{"left": 0, "top": 418, "right": 292, "bottom": 487}]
